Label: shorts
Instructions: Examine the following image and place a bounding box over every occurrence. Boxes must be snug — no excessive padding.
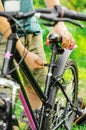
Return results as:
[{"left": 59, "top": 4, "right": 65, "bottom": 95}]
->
[{"left": 20, "top": 34, "right": 47, "bottom": 87}]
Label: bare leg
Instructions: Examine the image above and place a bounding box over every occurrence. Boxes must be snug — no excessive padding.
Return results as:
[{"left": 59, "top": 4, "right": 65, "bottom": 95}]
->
[{"left": 25, "top": 86, "right": 42, "bottom": 110}]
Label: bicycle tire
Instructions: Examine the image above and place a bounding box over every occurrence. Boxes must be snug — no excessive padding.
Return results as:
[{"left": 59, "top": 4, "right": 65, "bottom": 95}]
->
[{"left": 43, "top": 60, "right": 78, "bottom": 130}]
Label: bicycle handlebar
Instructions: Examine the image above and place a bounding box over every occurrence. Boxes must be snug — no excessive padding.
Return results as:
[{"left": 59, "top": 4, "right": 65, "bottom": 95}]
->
[
  {"left": 0, "top": 5, "right": 86, "bottom": 27},
  {"left": 35, "top": 6, "right": 86, "bottom": 28},
  {"left": 36, "top": 5, "right": 86, "bottom": 21},
  {"left": 0, "top": 10, "right": 35, "bottom": 20},
  {"left": 55, "top": 5, "right": 86, "bottom": 21}
]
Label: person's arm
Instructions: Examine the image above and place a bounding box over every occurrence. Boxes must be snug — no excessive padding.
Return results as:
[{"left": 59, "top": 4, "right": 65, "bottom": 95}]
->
[
  {"left": 0, "top": 2, "right": 12, "bottom": 38},
  {"left": 44, "top": 0, "right": 75, "bottom": 49}
]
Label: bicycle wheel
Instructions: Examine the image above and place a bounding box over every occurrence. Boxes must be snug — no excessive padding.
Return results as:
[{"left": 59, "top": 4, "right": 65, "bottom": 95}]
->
[{"left": 43, "top": 60, "right": 78, "bottom": 130}]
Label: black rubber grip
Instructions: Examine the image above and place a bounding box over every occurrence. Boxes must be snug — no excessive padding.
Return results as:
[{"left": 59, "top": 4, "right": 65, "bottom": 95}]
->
[{"left": 55, "top": 5, "right": 86, "bottom": 21}]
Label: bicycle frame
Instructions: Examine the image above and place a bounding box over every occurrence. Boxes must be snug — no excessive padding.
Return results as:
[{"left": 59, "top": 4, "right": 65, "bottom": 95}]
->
[
  {"left": 0, "top": 20, "right": 75, "bottom": 130},
  {"left": 1, "top": 33, "right": 47, "bottom": 130}
]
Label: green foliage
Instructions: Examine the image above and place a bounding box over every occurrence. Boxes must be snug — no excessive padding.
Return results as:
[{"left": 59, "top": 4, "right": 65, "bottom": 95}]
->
[
  {"left": 34, "top": 0, "right": 45, "bottom": 8},
  {"left": 66, "top": 22, "right": 86, "bottom": 80},
  {"left": 34, "top": 0, "right": 86, "bottom": 11},
  {"left": 61, "top": 0, "right": 86, "bottom": 11},
  {"left": 72, "top": 124, "right": 86, "bottom": 130}
]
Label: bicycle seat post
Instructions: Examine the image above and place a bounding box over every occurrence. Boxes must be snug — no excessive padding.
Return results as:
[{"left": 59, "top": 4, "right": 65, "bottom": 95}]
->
[{"left": 45, "top": 34, "right": 63, "bottom": 97}]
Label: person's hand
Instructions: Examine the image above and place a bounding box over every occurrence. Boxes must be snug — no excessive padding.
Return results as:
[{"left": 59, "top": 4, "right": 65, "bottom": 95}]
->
[
  {"left": 47, "top": 22, "right": 75, "bottom": 49},
  {"left": 16, "top": 39, "right": 44, "bottom": 70},
  {"left": 25, "top": 51, "right": 44, "bottom": 70}
]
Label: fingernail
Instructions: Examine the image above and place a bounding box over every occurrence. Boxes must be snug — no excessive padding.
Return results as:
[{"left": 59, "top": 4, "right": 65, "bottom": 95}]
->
[
  {"left": 68, "top": 43, "right": 75, "bottom": 50},
  {"left": 46, "top": 40, "right": 50, "bottom": 46}
]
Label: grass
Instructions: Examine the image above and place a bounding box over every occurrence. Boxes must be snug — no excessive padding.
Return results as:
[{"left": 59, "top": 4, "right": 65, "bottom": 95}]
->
[{"left": 72, "top": 124, "right": 86, "bottom": 130}]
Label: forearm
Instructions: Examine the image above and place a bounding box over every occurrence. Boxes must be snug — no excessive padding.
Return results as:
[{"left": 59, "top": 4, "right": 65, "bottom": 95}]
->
[
  {"left": 44, "top": 0, "right": 63, "bottom": 28},
  {"left": 44, "top": 0, "right": 60, "bottom": 8},
  {"left": 0, "top": 17, "right": 12, "bottom": 39},
  {"left": 0, "top": 2, "right": 12, "bottom": 39},
  {"left": 16, "top": 39, "right": 30, "bottom": 62},
  {"left": 16, "top": 39, "right": 27, "bottom": 55}
]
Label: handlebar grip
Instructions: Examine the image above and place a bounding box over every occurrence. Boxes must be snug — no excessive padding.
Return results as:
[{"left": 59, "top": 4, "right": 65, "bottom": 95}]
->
[
  {"left": 35, "top": 12, "right": 58, "bottom": 22},
  {"left": 55, "top": 5, "right": 86, "bottom": 21}
]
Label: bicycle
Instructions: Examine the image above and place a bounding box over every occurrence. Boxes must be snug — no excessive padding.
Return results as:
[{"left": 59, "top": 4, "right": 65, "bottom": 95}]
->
[{"left": 0, "top": 3, "right": 86, "bottom": 130}]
